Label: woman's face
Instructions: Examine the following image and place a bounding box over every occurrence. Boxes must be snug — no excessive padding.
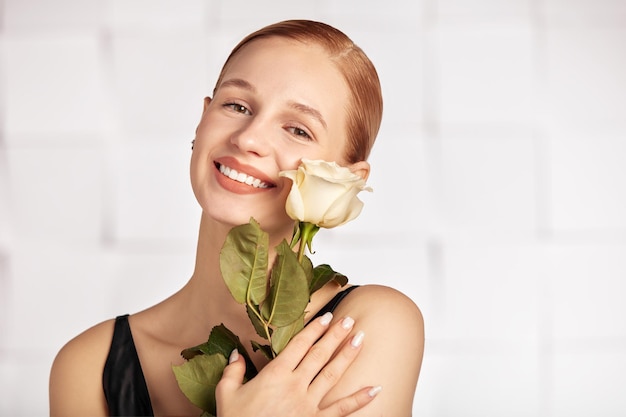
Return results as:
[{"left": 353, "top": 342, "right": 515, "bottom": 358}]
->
[{"left": 190, "top": 36, "right": 357, "bottom": 235}]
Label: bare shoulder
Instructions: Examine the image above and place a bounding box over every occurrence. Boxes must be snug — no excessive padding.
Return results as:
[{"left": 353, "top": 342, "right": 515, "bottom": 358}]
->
[
  {"left": 49, "top": 319, "right": 115, "bottom": 417},
  {"left": 342, "top": 284, "right": 424, "bottom": 357},
  {"left": 342, "top": 284, "right": 424, "bottom": 329},
  {"left": 327, "top": 285, "right": 424, "bottom": 416}
]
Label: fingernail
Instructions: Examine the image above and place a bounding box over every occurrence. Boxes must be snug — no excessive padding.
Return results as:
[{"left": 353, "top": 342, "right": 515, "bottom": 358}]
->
[
  {"left": 341, "top": 316, "right": 355, "bottom": 330},
  {"left": 229, "top": 349, "right": 239, "bottom": 364},
  {"left": 351, "top": 330, "right": 365, "bottom": 348},
  {"left": 368, "top": 386, "right": 383, "bottom": 398},
  {"left": 319, "top": 312, "right": 333, "bottom": 326}
]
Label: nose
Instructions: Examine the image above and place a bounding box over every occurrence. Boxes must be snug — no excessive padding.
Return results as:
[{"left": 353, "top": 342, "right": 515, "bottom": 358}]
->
[{"left": 229, "top": 117, "right": 271, "bottom": 157}]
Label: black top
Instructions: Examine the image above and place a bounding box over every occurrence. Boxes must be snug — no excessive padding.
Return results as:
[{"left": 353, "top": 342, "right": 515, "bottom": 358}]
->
[
  {"left": 103, "top": 315, "right": 153, "bottom": 416},
  {"left": 103, "top": 285, "right": 359, "bottom": 416}
]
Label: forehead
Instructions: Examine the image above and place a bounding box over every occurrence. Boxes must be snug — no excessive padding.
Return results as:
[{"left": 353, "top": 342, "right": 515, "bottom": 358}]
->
[
  {"left": 216, "top": 37, "right": 351, "bottom": 161},
  {"left": 218, "top": 36, "right": 350, "bottom": 120},
  {"left": 221, "top": 36, "right": 341, "bottom": 83},
  {"left": 220, "top": 36, "right": 347, "bottom": 91}
]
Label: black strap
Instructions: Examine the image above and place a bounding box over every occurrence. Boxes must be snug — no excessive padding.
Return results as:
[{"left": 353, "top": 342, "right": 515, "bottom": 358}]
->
[
  {"left": 310, "top": 285, "right": 359, "bottom": 321},
  {"left": 103, "top": 314, "right": 154, "bottom": 416}
]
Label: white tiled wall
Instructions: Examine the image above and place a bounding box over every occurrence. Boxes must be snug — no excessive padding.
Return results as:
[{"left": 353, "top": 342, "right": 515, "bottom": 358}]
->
[{"left": 1, "top": 1, "right": 625, "bottom": 416}]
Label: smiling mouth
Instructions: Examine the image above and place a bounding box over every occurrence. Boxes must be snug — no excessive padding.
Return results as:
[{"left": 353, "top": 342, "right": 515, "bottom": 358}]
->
[{"left": 216, "top": 162, "right": 275, "bottom": 189}]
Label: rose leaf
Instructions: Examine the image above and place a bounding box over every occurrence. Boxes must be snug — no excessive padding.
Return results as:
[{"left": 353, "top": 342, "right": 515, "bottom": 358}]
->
[
  {"left": 261, "top": 240, "right": 310, "bottom": 327},
  {"left": 246, "top": 304, "right": 270, "bottom": 340},
  {"left": 251, "top": 341, "right": 274, "bottom": 360},
  {"left": 180, "top": 343, "right": 208, "bottom": 360},
  {"left": 172, "top": 353, "right": 226, "bottom": 415},
  {"left": 271, "top": 313, "right": 305, "bottom": 354},
  {"left": 205, "top": 324, "right": 258, "bottom": 380},
  {"left": 220, "top": 218, "right": 269, "bottom": 305},
  {"left": 310, "top": 264, "right": 348, "bottom": 294},
  {"left": 300, "top": 254, "right": 314, "bottom": 289}
]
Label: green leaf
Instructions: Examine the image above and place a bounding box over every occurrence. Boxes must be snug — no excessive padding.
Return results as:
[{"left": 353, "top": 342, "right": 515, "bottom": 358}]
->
[
  {"left": 261, "top": 240, "right": 310, "bottom": 327},
  {"left": 180, "top": 343, "right": 208, "bottom": 361},
  {"left": 289, "top": 221, "right": 301, "bottom": 249},
  {"left": 180, "top": 324, "right": 258, "bottom": 381},
  {"left": 251, "top": 341, "right": 274, "bottom": 360},
  {"left": 300, "top": 254, "right": 314, "bottom": 289},
  {"left": 310, "top": 264, "right": 348, "bottom": 294},
  {"left": 172, "top": 353, "right": 227, "bottom": 415},
  {"left": 220, "top": 218, "right": 269, "bottom": 305},
  {"left": 208, "top": 324, "right": 259, "bottom": 380},
  {"left": 204, "top": 324, "right": 242, "bottom": 358},
  {"left": 246, "top": 304, "right": 269, "bottom": 340},
  {"left": 271, "top": 313, "right": 305, "bottom": 354}
]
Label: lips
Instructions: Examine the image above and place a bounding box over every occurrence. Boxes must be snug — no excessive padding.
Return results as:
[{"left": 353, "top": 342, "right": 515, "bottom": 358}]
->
[{"left": 215, "top": 161, "right": 276, "bottom": 189}]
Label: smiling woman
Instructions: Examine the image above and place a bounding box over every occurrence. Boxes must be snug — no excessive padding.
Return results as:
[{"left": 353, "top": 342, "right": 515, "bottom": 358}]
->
[{"left": 49, "top": 20, "right": 423, "bottom": 417}]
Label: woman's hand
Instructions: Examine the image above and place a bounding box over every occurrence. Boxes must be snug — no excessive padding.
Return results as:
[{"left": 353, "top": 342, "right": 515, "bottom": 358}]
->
[{"left": 215, "top": 313, "right": 381, "bottom": 417}]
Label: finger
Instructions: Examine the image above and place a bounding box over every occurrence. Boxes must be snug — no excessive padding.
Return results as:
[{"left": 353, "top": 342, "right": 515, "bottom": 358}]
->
[
  {"left": 319, "top": 385, "right": 382, "bottom": 417},
  {"left": 275, "top": 311, "right": 334, "bottom": 371},
  {"left": 294, "top": 316, "right": 355, "bottom": 381},
  {"left": 215, "top": 350, "right": 246, "bottom": 399},
  {"left": 308, "top": 330, "right": 364, "bottom": 400}
]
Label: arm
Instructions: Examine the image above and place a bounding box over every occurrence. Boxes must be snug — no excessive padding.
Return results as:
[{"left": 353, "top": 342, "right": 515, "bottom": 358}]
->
[
  {"left": 216, "top": 285, "right": 423, "bottom": 417},
  {"left": 321, "top": 285, "right": 424, "bottom": 416},
  {"left": 49, "top": 320, "right": 113, "bottom": 417}
]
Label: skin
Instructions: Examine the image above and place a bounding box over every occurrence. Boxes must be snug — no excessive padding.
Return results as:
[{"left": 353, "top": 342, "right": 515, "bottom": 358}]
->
[{"left": 49, "top": 37, "right": 424, "bottom": 417}]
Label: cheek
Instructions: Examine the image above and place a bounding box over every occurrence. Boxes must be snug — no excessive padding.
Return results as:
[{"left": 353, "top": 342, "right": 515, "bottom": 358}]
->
[
  {"left": 275, "top": 151, "right": 306, "bottom": 173},
  {"left": 189, "top": 143, "right": 216, "bottom": 200},
  {"left": 276, "top": 145, "right": 347, "bottom": 172},
  {"left": 325, "top": 139, "right": 350, "bottom": 165},
  {"left": 189, "top": 154, "right": 204, "bottom": 204}
]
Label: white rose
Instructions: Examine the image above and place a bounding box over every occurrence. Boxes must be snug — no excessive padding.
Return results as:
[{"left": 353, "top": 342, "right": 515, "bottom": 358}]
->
[{"left": 279, "top": 159, "right": 372, "bottom": 229}]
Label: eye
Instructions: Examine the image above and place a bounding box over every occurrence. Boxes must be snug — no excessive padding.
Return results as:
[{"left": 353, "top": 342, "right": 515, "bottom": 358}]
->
[
  {"left": 224, "top": 102, "right": 251, "bottom": 115},
  {"left": 286, "top": 126, "right": 313, "bottom": 141}
]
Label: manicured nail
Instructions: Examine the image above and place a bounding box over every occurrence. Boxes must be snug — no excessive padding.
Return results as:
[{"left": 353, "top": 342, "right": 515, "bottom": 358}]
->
[
  {"left": 342, "top": 316, "right": 355, "bottom": 330},
  {"left": 368, "top": 386, "right": 383, "bottom": 398},
  {"left": 319, "top": 312, "right": 333, "bottom": 326},
  {"left": 229, "top": 349, "right": 239, "bottom": 364},
  {"left": 351, "top": 330, "right": 365, "bottom": 348}
]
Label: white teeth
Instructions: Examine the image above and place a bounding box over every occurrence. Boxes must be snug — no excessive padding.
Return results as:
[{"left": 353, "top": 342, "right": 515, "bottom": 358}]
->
[{"left": 218, "top": 163, "right": 270, "bottom": 188}]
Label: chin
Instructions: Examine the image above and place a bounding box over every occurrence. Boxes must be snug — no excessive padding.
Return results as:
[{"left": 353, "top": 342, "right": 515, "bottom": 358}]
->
[{"left": 204, "top": 204, "right": 292, "bottom": 234}]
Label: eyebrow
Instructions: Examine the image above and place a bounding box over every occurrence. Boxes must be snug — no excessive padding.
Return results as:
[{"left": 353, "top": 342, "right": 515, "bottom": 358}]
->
[
  {"left": 288, "top": 101, "right": 327, "bottom": 130},
  {"left": 218, "top": 78, "right": 327, "bottom": 130},
  {"left": 218, "top": 78, "right": 256, "bottom": 92}
]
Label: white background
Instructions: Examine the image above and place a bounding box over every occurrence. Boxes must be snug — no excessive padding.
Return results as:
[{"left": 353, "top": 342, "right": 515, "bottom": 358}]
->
[{"left": 1, "top": 0, "right": 625, "bottom": 416}]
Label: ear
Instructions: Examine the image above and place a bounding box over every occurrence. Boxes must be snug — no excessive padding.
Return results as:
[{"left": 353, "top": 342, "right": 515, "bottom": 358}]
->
[
  {"left": 203, "top": 96, "right": 212, "bottom": 111},
  {"left": 349, "top": 161, "right": 370, "bottom": 181},
  {"left": 194, "top": 97, "right": 213, "bottom": 136}
]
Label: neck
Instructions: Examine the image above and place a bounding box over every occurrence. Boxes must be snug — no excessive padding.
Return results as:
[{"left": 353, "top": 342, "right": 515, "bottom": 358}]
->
[
  {"left": 183, "top": 212, "right": 240, "bottom": 324},
  {"left": 165, "top": 211, "right": 343, "bottom": 356},
  {"left": 180, "top": 212, "right": 295, "bottom": 332}
]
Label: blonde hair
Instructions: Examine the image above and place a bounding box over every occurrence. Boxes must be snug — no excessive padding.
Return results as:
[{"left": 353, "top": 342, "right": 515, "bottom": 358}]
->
[{"left": 214, "top": 20, "right": 383, "bottom": 163}]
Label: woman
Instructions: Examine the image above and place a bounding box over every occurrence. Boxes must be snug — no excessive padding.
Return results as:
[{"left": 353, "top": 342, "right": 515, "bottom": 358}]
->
[{"left": 49, "top": 20, "right": 424, "bottom": 416}]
